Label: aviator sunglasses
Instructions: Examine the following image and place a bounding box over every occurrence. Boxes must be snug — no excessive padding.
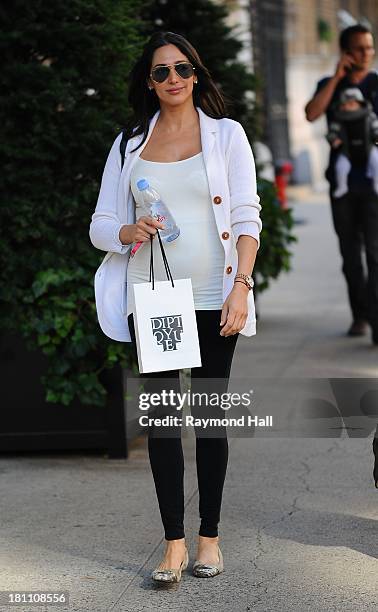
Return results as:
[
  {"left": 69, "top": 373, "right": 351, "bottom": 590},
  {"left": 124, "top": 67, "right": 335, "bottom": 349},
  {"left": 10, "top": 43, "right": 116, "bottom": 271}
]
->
[{"left": 150, "top": 61, "right": 196, "bottom": 83}]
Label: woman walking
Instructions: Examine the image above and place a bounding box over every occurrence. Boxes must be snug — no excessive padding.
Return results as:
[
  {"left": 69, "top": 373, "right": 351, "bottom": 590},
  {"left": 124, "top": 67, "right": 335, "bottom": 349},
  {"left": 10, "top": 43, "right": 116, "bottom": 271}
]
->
[{"left": 89, "top": 31, "right": 262, "bottom": 584}]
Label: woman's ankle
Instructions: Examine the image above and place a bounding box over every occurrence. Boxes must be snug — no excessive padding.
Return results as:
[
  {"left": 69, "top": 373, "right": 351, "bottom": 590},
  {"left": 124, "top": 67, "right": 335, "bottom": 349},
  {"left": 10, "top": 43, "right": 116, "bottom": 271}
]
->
[
  {"left": 198, "top": 534, "right": 219, "bottom": 542},
  {"left": 165, "top": 537, "right": 186, "bottom": 547}
]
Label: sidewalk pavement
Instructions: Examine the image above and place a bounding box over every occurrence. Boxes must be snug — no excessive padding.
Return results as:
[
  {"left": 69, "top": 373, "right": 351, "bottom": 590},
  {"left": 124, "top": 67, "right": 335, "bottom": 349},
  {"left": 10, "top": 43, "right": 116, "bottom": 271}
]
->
[{"left": 1, "top": 188, "right": 377, "bottom": 612}]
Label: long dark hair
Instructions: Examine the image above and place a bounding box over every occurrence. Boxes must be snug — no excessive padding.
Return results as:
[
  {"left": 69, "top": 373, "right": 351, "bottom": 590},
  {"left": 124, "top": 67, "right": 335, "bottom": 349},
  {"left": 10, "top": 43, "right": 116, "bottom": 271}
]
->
[{"left": 124, "top": 31, "right": 227, "bottom": 151}]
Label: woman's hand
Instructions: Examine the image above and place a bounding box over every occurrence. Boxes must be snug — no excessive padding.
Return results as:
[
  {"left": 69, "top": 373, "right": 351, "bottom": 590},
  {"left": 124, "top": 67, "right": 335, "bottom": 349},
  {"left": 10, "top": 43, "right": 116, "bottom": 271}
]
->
[
  {"left": 220, "top": 283, "right": 249, "bottom": 336},
  {"left": 119, "top": 216, "right": 164, "bottom": 245}
]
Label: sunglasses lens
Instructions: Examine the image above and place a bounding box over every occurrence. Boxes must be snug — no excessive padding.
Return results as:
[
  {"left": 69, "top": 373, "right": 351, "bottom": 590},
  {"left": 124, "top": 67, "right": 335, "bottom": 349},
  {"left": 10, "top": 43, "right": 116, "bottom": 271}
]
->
[
  {"left": 152, "top": 67, "right": 170, "bottom": 82},
  {"left": 175, "top": 63, "right": 194, "bottom": 78}
]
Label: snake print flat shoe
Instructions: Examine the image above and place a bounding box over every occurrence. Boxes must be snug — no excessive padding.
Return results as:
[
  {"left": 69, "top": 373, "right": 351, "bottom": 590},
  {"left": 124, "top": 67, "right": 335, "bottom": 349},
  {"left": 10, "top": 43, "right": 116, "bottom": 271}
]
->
[
  {"left": 151, "top": 548, "right": 189, "bottom": 584},
  {"left": 192, "top": 545, "right": 224, "bottom": 578}
]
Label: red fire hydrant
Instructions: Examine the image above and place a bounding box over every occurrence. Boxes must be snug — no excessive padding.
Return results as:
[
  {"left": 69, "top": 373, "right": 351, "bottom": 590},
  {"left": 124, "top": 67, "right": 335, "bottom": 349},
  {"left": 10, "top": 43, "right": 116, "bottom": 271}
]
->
[{"left": 275, "top": 160, "right": 293, "bottom": 209}]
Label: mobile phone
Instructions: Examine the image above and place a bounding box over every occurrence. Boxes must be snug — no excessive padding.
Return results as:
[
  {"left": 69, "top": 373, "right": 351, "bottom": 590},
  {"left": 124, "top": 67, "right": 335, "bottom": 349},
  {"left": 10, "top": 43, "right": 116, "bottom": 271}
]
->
[{"left": 345, "top": 53, "right": 357, "bottom": 72}]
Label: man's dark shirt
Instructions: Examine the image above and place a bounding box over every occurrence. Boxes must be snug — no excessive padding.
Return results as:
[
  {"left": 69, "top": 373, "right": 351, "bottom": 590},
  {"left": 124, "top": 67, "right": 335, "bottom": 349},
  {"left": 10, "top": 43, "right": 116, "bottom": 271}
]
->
[{"left": 315, "top": 70, "right": 378, "bottom": 192}]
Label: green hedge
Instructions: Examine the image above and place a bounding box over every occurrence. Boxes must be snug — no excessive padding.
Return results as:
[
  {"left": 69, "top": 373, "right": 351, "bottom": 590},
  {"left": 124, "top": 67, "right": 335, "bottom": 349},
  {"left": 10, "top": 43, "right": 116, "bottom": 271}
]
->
[
  {"left": 0, "top": 1, "right": 144, "bottom": 407},
  {"left": 254, "top": 179, "right": 297, "bottom": 291}
]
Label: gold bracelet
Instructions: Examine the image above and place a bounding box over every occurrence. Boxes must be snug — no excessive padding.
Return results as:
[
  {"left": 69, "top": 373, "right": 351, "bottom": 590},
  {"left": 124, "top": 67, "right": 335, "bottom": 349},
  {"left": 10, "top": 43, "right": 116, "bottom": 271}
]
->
[
  {"left": 234, "top": 279, "right": 250, "bottom": 289},
  {"left": 234, "top": 273, "right": 252, "bottom": 283},
  {"left": 234, "top": 273, "right": 254, "bottom": 290}
]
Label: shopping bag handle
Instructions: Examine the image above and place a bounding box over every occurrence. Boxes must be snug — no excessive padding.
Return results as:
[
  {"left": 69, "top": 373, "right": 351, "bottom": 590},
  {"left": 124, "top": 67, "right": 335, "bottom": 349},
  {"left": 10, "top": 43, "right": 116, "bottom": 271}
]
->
[{"left": 149, "top": 230, "right": 175, "bottom": 290}]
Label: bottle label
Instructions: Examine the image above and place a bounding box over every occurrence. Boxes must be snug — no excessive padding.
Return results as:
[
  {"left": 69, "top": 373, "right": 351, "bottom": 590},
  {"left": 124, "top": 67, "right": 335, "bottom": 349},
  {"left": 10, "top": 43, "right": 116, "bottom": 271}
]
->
[{"left": 154, "top": 213, "right": 167, "bottom": 223}]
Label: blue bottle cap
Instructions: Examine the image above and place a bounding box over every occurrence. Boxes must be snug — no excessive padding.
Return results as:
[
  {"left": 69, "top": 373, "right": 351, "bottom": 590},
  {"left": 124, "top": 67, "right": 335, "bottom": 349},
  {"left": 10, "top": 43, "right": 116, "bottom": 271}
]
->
[{"left": 137, "top": 178, "right": 149, "bottom": 191}]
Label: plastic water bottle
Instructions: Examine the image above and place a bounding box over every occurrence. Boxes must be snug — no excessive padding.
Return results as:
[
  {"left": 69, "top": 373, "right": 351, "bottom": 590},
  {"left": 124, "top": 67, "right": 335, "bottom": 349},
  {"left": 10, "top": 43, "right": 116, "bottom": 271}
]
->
[{"left": 137, "top": 179, "right": 180, "bottom": 242}]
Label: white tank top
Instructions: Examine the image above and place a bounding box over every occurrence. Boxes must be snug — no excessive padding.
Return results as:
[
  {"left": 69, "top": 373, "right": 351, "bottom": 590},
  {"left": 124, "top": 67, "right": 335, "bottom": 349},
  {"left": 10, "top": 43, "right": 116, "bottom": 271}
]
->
[{"left": 127, "top": 152, "right": 225, "bottom": 316}]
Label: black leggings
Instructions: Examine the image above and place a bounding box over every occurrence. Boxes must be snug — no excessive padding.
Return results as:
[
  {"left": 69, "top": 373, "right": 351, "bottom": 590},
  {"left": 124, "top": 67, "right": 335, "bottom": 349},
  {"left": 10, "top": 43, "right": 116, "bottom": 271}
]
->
[{"left": 128, "top": 309, "right": 239, "bottom": 540}]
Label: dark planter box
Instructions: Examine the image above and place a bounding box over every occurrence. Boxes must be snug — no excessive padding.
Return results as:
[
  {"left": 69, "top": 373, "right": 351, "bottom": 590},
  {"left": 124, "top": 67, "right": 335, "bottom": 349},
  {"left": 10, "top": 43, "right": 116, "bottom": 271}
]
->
[{"left": 0, "top": 332, "right": 143, "bottom": 458}]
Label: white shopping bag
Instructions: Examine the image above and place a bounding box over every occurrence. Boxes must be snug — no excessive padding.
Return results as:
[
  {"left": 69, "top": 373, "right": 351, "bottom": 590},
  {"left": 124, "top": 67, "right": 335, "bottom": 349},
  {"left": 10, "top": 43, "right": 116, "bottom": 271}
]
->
[{"left": 132, "top": 233, "right": 202, "bottom": 373}]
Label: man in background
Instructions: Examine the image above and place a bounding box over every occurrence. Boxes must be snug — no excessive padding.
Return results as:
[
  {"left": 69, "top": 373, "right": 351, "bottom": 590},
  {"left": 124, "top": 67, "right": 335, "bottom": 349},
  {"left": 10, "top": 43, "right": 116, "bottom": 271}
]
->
[{"left": 305, "top": 24, "right": 378, "bottom": 346}]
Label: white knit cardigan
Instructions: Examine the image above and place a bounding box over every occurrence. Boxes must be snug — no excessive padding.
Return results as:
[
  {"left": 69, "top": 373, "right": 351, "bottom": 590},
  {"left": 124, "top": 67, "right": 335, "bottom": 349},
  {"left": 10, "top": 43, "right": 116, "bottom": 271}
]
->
[{"left": 89, "top": 107, "right": 262, "bottom": 342}]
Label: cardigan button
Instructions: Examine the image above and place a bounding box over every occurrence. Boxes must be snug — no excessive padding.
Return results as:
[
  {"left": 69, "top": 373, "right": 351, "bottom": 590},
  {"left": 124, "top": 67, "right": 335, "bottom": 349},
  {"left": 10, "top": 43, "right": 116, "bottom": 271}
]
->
[
  {"left": 213, "top": 195, "right": 222, "bottom": 205},
  {"left": 222, "top": 232, "right": 230, "bottom": 240},
  {"left": 226, "top": 266, "right": 233, "bottom": 274}
]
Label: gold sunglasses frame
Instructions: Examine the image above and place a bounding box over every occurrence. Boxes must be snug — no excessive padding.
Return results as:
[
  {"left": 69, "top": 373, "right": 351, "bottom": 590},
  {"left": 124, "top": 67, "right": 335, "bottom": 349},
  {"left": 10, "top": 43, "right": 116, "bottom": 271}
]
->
[{"left": 149, "top": 62, "right": 196, "bottom": 83}]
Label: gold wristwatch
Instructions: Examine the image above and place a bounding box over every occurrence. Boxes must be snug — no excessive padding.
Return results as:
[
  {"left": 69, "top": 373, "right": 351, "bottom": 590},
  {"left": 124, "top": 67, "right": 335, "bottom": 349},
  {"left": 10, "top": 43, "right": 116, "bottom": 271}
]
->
[{"left": 234, "top": 273, "right": 254, "bottom": 290}]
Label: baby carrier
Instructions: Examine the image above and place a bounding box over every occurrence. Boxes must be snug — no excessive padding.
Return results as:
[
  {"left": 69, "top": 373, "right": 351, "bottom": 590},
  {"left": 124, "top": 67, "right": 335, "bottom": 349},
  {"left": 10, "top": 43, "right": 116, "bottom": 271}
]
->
[
  {"left": 325, "top": 71, "right": 378, "bottom": 189},
  {"left": 327, "top": 88, "right": 378, "bottom": 168}
]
